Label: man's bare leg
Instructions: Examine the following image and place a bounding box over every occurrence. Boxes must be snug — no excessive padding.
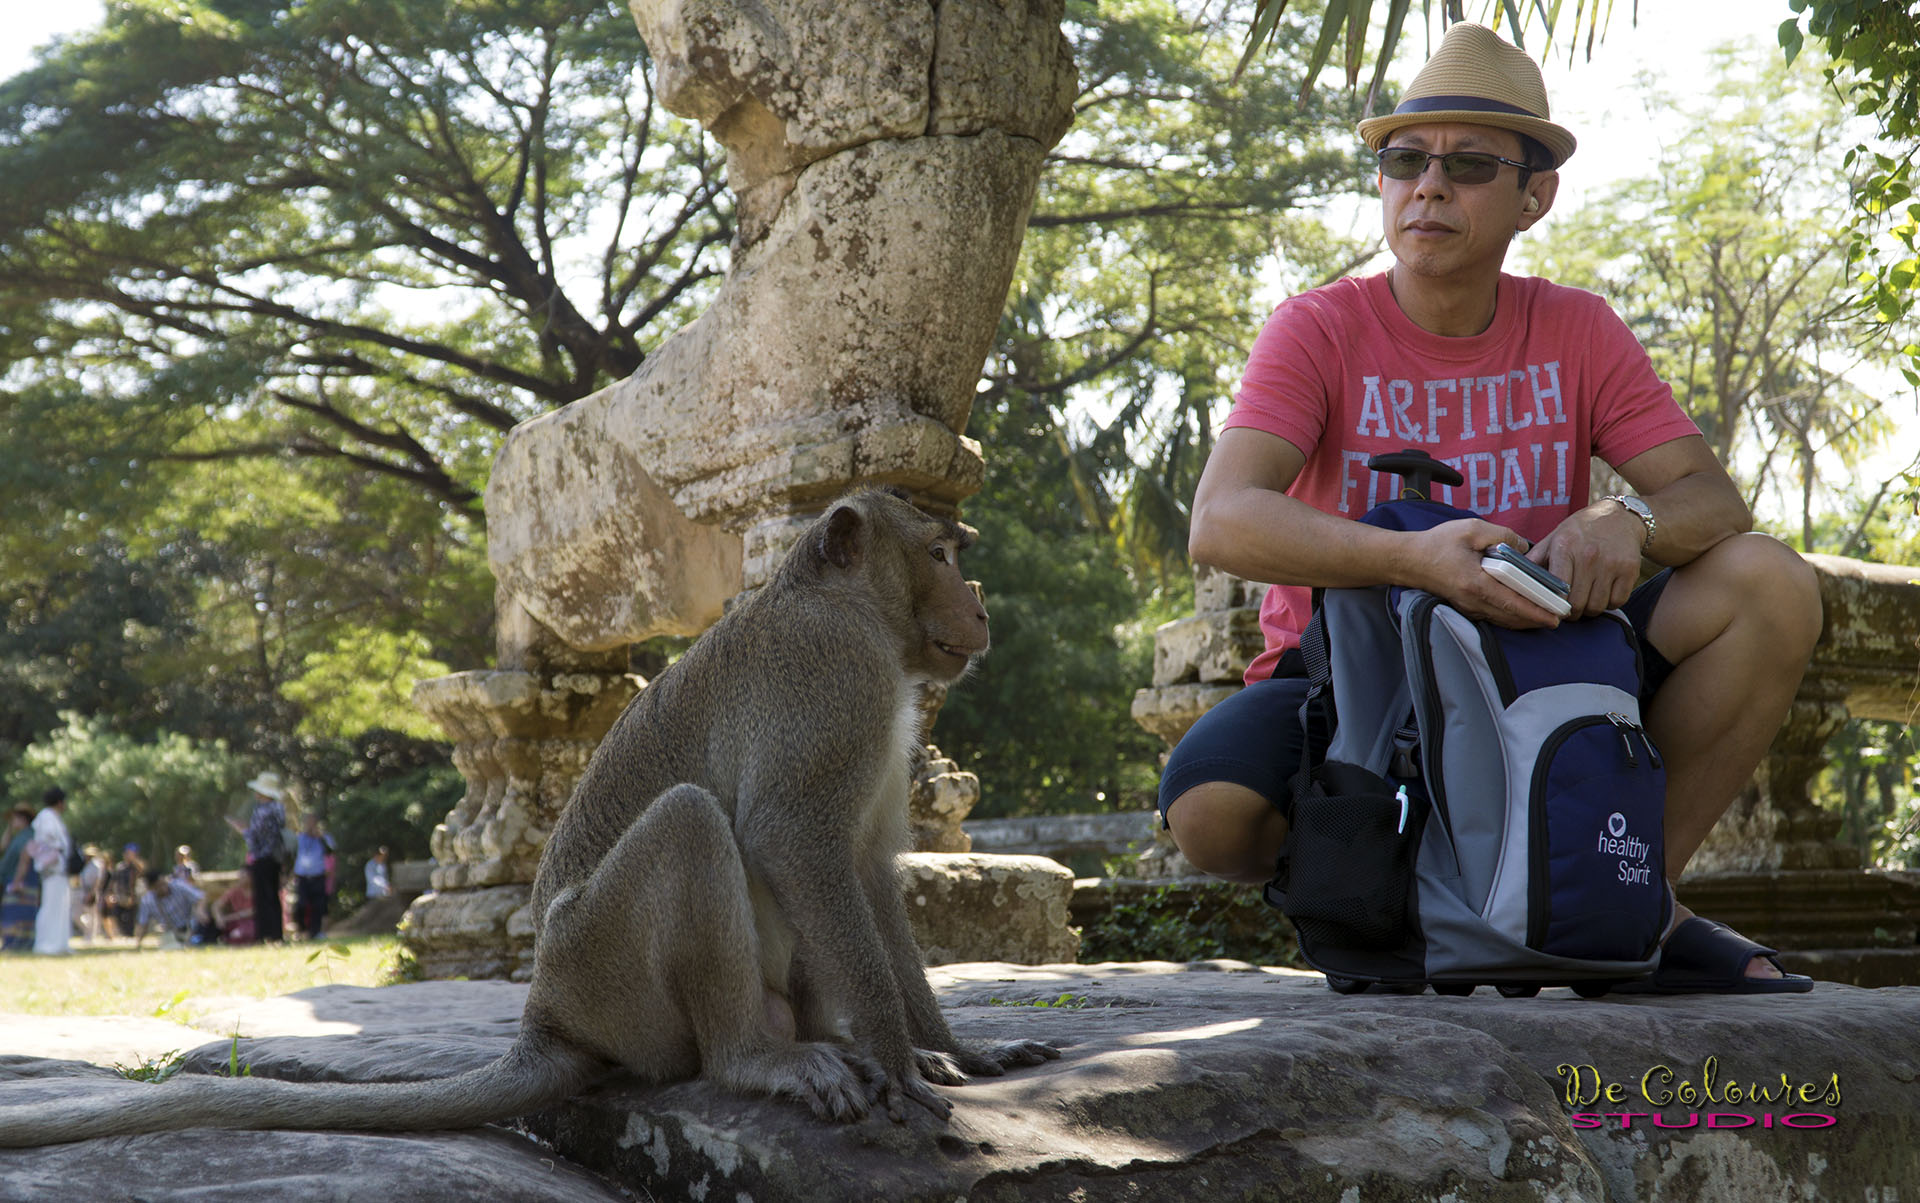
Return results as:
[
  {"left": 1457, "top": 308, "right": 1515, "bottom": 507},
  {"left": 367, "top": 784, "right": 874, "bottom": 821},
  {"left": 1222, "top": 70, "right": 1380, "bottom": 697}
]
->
[
  {"left": 1165, "top": 782, "right": 1288, "bottom": 885},
  {"left": 1642, "top": 532, "right": 1824, "bottom": 977}
]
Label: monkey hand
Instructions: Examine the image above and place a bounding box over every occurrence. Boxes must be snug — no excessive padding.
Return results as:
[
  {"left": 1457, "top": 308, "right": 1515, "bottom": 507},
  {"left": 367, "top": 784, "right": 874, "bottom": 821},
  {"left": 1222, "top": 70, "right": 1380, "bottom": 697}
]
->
[
  {"left": 938, "top": 1039, "right": 1062, "bottom": 1079},
  {"left": 776, "top": 1044, "right": 885, "bottom": 1123},
  {"left": 873, "top": 1060, "right": 954, "bottom": 1124}
]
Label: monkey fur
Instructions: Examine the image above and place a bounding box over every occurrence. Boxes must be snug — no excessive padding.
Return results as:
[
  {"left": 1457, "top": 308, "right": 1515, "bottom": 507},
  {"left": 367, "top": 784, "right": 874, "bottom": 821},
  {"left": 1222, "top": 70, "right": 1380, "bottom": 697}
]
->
[{"left": 0, "top": 488, "right": 1058, "bottom": 1146}]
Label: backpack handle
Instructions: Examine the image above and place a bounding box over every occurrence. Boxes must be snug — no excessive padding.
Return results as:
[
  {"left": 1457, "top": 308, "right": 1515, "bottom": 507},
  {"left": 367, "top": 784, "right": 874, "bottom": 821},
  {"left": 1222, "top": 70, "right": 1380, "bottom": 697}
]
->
[{"left": 1367, "top": 450, "right": 1464, "bottom": 501}]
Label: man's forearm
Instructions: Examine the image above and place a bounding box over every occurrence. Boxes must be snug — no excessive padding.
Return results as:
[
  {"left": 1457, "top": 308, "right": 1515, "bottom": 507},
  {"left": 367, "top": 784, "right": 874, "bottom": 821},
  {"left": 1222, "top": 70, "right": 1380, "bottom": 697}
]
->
[
  {"left": 1636, "top": 471, "right": 1753, "bottom": 567},
  {"left": 1190, "top": 486, "right": 1420, "bottom": 588}
]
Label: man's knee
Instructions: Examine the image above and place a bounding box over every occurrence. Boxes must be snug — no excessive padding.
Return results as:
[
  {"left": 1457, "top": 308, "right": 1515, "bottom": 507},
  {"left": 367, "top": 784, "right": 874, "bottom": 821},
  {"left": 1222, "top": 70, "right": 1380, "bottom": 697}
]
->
[
  {"left": 1165, "top": 781, "right": 1285, "bottom": 884},
  {"left": 1659, "top": 532, "right": 1822, "bottom": 663},
  {"left": 1707, "top": 532, "right": 1822, "bottom": 650}
]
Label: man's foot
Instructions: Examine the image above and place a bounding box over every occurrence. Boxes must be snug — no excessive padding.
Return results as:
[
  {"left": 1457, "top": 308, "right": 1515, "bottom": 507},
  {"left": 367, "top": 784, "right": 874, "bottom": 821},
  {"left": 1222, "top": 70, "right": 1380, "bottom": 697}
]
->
[{"left": 1618, "top": 915, "right": 1814, "bottom": 995}]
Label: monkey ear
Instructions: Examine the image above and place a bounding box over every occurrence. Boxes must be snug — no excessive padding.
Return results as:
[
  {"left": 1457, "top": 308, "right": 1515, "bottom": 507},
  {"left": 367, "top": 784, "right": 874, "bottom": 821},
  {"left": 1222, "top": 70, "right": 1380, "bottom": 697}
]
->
[{"left": 818, "top": 505, "right": 864, "bottom": 570}]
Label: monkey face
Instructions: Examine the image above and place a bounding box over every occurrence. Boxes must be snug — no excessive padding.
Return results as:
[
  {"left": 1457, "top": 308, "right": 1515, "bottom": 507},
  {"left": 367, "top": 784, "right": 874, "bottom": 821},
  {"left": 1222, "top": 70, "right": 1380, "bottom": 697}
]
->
[{"left": 916, "top": 530, "right": 990, "bottom": 680}]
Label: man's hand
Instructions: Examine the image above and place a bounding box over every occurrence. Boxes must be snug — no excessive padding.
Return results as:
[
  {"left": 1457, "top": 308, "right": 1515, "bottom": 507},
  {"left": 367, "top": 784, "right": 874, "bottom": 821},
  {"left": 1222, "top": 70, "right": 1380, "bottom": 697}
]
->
[
  {"left": 1528, "top": 501, "right": 1646, "bottom": 618},
  {"left": 1406, "top": 519, "right": 1562, "bottom": 629}
]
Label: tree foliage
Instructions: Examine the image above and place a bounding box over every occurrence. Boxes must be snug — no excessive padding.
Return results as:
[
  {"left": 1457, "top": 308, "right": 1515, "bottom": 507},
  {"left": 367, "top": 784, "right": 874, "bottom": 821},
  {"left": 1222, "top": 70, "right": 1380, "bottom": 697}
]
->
[
  {"left": 983, "top": 0, "right": 1378, "bottom": 591},
  {"left": 1522, "top": 45, "right": 1900, "bottom": 553},
  {"left": 1783, "top": 1, "right": 1920, "bottom": 420},
  {"left": 4, "top": 713, "right": 250, "bottom": 868},
  {"left": 1241, "top": 0, "right": 1629, "bottom": 105},
  {"left": 0, "top": 0, "right": 725, "bottom": 832}
]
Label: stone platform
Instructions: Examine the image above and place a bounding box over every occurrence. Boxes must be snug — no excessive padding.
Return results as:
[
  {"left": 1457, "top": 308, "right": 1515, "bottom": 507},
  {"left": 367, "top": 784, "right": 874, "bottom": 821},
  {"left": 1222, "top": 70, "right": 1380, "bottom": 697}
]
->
[{"left": 1, "top": 965, "right": 1915, "bottom": 1201}]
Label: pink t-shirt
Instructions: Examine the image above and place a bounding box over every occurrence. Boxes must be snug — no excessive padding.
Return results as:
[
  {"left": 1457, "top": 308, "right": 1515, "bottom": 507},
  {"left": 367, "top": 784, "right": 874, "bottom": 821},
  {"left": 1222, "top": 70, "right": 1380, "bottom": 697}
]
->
[{"left": 1226, "top": 272, "right": 1701, "bottom": 682}]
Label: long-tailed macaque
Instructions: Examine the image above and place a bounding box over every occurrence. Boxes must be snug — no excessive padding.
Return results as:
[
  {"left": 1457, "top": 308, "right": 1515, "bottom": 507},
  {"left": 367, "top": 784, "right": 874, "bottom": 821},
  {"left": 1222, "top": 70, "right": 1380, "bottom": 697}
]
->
[{"left": 0, "top": 488, "right": 1056, "bottom": 1146}]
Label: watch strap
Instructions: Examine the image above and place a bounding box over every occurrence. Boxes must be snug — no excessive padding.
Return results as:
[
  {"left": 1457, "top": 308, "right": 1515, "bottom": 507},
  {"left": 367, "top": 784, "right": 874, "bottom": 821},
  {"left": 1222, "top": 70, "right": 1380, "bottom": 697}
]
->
[{"left": 1604, "top": 494, "right": 1655, "bottom": 550}]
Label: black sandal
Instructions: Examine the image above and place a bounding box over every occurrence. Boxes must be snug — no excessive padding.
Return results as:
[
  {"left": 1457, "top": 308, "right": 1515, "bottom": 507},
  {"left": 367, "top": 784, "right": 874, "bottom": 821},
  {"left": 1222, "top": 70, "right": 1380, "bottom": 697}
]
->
[{"left": 1616, "top": 916, "right": 1814, "bottom": 995}]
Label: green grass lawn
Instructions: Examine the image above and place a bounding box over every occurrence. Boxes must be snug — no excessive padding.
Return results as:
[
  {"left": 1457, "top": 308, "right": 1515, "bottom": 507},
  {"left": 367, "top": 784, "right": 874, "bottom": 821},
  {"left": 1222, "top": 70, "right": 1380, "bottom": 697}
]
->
[{"left": 1, "top": 936, "right": 408, "bottom": 1020}]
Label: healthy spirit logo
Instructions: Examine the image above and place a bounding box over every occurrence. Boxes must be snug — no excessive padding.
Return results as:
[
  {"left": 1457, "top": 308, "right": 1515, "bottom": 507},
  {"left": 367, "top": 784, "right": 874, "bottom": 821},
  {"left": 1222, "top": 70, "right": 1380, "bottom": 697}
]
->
[
  {"left": 1596, "top": 812, "right": 1653, "bottom": 886},
  {"left": 1555, "top": 1057, "right": 1842, "bottom": 1130}
]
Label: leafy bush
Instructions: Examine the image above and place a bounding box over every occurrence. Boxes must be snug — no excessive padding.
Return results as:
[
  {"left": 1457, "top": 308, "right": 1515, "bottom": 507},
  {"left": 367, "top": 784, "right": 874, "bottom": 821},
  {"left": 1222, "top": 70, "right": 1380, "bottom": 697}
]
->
[
  {"left": 1077, "top": 880, "right": 1302, "bottom": 966},
  {"left": 4, "top": 712, "right": 249, "bottom": 867}
]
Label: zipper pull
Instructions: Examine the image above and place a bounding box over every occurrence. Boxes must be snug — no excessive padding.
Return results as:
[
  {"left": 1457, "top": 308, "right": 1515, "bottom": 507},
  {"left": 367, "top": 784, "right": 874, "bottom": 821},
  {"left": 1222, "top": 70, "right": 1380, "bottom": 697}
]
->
[
  {"left": 1639, "top": 728, "right": 1664, "bottom": 771},
  {"left": 1606, "top": 713, "right": 1638, "bottom": 767}
]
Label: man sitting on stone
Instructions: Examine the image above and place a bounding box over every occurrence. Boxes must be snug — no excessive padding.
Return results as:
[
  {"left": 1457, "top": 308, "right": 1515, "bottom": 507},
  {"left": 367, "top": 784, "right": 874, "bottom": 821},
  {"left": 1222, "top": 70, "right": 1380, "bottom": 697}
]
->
[
  {"left": 1160, "top": 24, "right": 1821, "bottom": 993},
  {"left": 131, "top": 869, "right": 206, "bottom": 950}
]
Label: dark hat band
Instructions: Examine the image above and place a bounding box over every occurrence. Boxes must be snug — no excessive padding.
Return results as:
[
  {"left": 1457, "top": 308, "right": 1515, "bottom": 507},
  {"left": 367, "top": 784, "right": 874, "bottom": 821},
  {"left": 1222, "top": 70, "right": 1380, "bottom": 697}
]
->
[{"left": 1397, "top": 94, "right": 1542, "bottom": 120}]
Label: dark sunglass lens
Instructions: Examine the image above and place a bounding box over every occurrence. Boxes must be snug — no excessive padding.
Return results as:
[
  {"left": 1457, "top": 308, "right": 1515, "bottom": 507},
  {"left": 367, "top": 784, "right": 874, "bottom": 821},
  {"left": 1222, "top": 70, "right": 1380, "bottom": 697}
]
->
[
  {"left": 1441, "top": 153, "right": 1500, "bottom": 184},
  {"left": 1379, "top": 149, "right": 1428, "bottom": 179}
]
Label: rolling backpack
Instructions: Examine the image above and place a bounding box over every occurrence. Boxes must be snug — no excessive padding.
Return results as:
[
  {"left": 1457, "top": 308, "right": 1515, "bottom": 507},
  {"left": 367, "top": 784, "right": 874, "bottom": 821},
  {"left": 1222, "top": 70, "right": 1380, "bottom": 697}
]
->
[{"left": 1266, "top": 450, "right": 1671, "bottom": 997}]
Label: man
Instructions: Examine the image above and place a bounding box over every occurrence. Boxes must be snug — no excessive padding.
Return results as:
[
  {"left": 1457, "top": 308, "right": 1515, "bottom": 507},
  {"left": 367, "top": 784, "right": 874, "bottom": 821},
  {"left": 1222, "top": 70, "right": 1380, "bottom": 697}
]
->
[
  {"left": 292, "top": 812, "right": 334, "bottom": 940},
  {"left": 1163, "top": 24, "right": 1822, "bottom": 993},
  {"left": 131, "top": 869, "right": 206, "bottom": 950},
  {"left": 226, "top": 770, "right": 288, "bottom": 943}
]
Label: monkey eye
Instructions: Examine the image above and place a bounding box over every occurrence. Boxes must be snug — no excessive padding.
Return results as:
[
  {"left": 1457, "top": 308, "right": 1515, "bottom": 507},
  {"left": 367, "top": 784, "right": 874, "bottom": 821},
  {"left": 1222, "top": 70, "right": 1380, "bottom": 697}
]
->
[{"left": 930, "top": 543, "right": 950, "bottom": 564}]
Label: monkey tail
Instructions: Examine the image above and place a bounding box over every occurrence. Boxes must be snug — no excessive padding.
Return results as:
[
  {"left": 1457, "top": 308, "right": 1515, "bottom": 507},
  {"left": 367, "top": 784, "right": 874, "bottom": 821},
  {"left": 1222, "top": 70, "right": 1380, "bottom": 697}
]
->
[{"left": 0, "top": 1028, "right": 604, "bottom": 1148}]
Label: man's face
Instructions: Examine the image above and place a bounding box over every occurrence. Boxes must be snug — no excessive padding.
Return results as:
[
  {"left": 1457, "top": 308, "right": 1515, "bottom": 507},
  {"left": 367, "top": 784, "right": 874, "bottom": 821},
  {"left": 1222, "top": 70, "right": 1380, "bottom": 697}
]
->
[{"left": 1378, "top": 122, "right": 1554, "bottom": 282}]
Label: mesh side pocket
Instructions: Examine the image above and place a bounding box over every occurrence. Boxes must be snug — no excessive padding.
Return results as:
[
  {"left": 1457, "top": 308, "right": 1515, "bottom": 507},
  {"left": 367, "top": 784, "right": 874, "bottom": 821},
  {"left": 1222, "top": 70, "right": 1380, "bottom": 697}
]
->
[{"left": 1279, "top": 761, "right": 1421, "bottom": 950}]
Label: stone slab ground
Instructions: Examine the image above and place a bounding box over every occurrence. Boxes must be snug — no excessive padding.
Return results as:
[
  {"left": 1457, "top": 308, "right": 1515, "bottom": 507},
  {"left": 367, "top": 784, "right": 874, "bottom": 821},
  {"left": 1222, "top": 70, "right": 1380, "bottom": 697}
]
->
[{"left": 1, "top": 965, "right": 1913, "bottom": 1201}]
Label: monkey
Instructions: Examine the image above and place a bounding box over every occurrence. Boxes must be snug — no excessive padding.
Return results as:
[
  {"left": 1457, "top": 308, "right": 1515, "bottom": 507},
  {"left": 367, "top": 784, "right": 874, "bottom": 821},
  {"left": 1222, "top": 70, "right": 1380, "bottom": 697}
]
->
[{"left": 0, "top": 488, "right": 1058, "bottom": 1147}]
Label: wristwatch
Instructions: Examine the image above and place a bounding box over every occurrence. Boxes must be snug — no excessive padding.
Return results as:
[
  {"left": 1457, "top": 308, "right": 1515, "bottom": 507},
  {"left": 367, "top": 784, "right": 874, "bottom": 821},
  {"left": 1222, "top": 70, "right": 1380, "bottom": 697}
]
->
[{"left": 1604, "top": 495, "right": 1656, "bottom": 550}]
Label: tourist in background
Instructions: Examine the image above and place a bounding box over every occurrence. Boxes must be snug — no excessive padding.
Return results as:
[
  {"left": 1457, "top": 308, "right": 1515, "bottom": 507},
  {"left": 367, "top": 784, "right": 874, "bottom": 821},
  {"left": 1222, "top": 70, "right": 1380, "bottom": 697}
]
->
[
  {"left": 170, "top": 844, "right": 200, "bottom": 886},
  {"left": 212, "top": 878, "right": 255, "bottom": 945},
  {"left": 1, "top": 806, "right": 37, "bottom": 952},
  {"left": 29, "top": 787, "right": 73, "bottom": 956},
  {"left": 227, "top": 770, "right": 288, "bottom": 943},
  {"left": 292, "top": 811, "right": 334, "bottom": 940},
  {"left": 104, "top": 844, "right": 145, "bottom": 939},
  {"left": 74, "top": 845, "right": 107, "bottom": 943},
  {"left": 364, "top": 846, "right": 392, "bottom": 900},
  {"left": 131, "top": 869, "right": 205, "bottom": 950}
]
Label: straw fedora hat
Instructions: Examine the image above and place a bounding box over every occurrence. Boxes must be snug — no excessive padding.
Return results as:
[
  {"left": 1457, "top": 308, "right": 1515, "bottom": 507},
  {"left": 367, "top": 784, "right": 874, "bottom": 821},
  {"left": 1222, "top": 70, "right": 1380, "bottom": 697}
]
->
[
  {"left": 1356, "top": 23, "right": 1576, "bottom": 168},
  {"left": 246, "top": 770, "right": 286, "bottom": 800}
]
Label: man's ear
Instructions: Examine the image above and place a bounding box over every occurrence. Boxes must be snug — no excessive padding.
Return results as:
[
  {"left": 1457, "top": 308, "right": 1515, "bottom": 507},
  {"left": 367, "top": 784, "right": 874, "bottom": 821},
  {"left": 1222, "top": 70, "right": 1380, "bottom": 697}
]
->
[
  {"left": 818, "top": 505, "right": 864, "bottom": 570},
  {"left": 1518, "top": 170, "right": 1559, "bottom": 231}
]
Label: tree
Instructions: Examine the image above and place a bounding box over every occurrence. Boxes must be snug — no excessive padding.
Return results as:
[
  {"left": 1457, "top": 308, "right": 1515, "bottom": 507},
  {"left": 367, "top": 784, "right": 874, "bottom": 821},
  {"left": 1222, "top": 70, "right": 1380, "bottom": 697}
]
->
[
  {"left": 0, "top": 0, "right": 725, "bottom": 515},
  {"left": 1782, "top": 2, "right": 1920, "bottom": 430},
  {"left": 1521, "top": 45, "right": 1901, "bottom": 553},
  {"left": 1242, "top": 0, "right": 1632, "bottom": 104},
  {"left": 0, "top": 0, "right": 725, "bottom": 777},
  {"left": 4, "top": 713, "right": 250, "bottom": 869},
  {"left": 939, "top": 0, "right": 1377, "bottom": 813},
  {"left": 980, "top": 0, "right": 1379, "bottom": 591}
]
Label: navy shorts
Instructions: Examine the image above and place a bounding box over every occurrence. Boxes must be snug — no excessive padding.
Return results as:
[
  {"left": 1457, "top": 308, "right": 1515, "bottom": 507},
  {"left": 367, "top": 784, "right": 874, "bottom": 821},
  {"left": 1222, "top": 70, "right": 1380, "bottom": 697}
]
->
[{"left": 1156, "top": 571, "right": 1677, "bottom": 825}]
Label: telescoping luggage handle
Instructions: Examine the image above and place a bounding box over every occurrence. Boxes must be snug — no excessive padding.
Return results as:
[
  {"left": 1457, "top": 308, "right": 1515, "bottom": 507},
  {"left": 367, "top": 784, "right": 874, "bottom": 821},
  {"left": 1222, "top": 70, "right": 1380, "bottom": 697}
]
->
[{"left": 1367, "top": 449, "right": 1464, "bottom": 502}]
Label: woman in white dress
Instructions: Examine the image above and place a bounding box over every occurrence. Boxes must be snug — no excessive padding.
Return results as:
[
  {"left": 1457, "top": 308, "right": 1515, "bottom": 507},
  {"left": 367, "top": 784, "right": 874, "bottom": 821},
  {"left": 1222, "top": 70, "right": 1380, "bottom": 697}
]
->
[{"left": 30, "top": 787, "right": 73, "bottom": 956}]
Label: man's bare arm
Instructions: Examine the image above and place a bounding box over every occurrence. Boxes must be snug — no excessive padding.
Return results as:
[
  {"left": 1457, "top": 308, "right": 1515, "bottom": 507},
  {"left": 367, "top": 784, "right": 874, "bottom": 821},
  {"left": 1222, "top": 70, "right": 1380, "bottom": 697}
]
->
[
  {"left": 1189, "top": 427, "right": 1562, "bottom": 628},
  {"left": 1530, "top": 436, "right": 1750, "bottom": 618}
]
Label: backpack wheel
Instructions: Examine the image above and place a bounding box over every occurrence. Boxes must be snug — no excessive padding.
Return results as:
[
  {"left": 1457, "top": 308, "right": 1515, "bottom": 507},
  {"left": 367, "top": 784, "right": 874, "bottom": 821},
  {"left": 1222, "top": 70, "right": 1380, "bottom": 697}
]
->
[
  {"left": 1571, "top": 980, "right": 1616, "bottom": 999},
  {"left": 1433, "top": 982, "right": 1475, "bottom": 996},
  {"left": 1324, "top": 975, "right": 1370, "bottom": 995},
  {"left": 1495, "top": 983, "right": 1541, "bottom": 999}
]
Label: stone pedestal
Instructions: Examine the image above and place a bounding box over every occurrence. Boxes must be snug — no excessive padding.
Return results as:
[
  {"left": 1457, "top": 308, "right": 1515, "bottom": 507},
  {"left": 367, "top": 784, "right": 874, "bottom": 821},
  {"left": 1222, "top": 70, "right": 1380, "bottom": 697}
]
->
[
  {"left": 1130, "top": 566, "right": 1267, "bottom": 746},
  {"left": 401, "top": 660, "right": 640, "bottom": 981},
  {"left": 899, "top": 853, "right": 1079, "bottom": 964}
]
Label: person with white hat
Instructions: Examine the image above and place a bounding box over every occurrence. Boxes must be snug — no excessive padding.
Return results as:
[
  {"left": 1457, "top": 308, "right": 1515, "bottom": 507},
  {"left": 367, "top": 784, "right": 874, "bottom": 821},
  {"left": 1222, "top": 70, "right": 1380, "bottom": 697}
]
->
[
  {"left": 1160, "top": 24, "right": 1822, "bottom": 993},
  {"left": 226, "top": 770, "right": 289, "bottom": 943}
]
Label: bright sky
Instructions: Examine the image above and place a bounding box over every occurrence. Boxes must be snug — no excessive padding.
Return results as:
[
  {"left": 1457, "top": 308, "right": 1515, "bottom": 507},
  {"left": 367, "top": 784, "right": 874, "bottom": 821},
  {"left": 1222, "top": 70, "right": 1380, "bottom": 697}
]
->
[{"left": 5, "top": 1, "right": 106, "bottom": 80}]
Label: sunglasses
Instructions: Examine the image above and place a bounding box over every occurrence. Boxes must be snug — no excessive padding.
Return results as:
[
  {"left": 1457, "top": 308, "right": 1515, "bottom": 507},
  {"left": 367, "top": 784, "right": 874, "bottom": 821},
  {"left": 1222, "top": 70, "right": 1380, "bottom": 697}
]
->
[{"left": 1377, "top": 147, "right": 1532, "bottom": 185}]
